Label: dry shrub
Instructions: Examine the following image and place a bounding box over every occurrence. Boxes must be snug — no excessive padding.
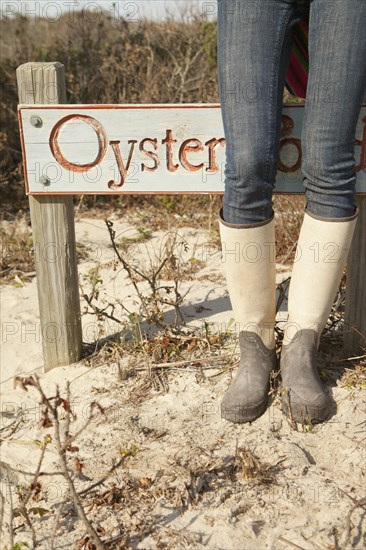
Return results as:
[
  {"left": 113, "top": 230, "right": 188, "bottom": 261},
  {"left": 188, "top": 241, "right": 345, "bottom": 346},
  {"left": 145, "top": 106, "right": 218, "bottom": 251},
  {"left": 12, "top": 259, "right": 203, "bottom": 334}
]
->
[
  {"left": 273, "top": 195, "right": 305, "bottom": 263},
  {"left": 0, "top": 212, "right": 34, "bottom": 285}
]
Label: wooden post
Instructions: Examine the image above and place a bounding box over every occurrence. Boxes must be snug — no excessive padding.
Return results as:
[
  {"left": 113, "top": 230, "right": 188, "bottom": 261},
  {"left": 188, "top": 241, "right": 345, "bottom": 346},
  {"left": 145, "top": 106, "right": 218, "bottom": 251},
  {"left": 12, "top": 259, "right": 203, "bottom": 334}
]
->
[
  {"left": 17, "top": 62, "right": 82, "bottom": 371},
  {"left": 344, "top": 195, "right": 366, "bottom": 353}
]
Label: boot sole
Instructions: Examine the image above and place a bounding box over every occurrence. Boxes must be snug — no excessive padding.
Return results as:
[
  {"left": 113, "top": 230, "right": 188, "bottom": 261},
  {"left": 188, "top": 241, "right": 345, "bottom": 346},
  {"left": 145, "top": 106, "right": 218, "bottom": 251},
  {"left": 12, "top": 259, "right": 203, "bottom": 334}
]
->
[{"left": 221, "top": 396, "right": 269, "bottom": 424}]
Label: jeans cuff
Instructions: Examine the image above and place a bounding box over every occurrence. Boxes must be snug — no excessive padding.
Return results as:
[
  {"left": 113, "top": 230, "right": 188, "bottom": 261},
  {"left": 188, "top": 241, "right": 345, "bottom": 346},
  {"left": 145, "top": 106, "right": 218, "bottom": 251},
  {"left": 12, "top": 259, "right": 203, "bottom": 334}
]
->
[
  {"left": 219, "top": 207, "right": 275, "bottom": 228},
  {"left": 305, "top": 205, "right": 359, "bottom": 222}
]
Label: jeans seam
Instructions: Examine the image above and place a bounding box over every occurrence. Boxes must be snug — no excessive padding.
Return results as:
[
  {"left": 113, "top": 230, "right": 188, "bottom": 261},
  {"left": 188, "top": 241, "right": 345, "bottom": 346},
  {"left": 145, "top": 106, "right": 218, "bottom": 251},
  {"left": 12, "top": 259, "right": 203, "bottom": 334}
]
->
[{"left": 266, "top": 7, "right": 296, "bottom": 187}]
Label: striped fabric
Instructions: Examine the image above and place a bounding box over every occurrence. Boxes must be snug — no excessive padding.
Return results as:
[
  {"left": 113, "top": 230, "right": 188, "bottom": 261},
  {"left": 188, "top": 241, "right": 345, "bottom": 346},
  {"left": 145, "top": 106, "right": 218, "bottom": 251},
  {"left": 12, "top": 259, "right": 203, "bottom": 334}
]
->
[{"left": 285, "top": 18, "right": 309, "bottom": 99}]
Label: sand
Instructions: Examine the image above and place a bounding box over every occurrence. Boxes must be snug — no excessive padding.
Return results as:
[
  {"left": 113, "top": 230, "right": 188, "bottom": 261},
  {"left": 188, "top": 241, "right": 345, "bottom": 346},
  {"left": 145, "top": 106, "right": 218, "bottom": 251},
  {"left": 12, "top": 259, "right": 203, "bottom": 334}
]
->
[{"left": 1, "top": 216, "right": 365, "bottom": 549}]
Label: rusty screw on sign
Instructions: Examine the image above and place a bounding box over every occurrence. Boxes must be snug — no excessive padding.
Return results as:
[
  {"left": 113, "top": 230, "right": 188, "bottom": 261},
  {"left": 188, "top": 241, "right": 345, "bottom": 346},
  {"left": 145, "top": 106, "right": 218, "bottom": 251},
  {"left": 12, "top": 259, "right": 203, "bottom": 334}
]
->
[
  {"left": 30, "top": 115, "right": 43, "bottom": 128},
  {"left": 39, "top": 175, "right": 51, "bottom": 187}
]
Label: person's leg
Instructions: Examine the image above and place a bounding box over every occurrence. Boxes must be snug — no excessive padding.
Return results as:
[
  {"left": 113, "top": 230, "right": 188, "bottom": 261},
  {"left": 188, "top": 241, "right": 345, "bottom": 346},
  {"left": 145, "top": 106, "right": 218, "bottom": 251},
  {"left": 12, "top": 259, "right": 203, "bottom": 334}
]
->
[
  {"left": 218, "top": 0, "right": 303, "bottom": 225},
  {"left": 217, "top": 0, "right": 304, "bottom": 422},
  {"left": 302, "top": 0, "right": 366, "bottom": 218},
  {"left": 281, "top": 0, "right": 366, "bottom": 424}
]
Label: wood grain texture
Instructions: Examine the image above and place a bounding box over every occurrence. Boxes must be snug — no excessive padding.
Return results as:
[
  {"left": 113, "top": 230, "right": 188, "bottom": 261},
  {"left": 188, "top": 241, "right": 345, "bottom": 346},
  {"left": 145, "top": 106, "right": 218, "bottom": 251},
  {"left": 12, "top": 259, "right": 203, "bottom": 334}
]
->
[
  {"left": 17, "top": 62, "right": 82, "bottom": 370},
  {"left": 344, "top": 196, "right": 366, "bottom": 352}
]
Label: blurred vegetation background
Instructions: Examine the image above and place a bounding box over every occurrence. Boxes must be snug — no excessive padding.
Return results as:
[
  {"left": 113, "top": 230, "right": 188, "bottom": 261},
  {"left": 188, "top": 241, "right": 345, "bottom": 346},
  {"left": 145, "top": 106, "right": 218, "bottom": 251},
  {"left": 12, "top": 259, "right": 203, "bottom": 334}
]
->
[{"left": 0, "top": 9, "right": 219, "bottom": 216}]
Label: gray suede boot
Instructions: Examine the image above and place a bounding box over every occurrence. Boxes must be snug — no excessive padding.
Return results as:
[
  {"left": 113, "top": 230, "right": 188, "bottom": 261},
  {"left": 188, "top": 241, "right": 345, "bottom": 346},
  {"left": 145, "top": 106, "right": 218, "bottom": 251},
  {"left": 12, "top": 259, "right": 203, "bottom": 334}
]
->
[
  {"left": 219, "top": 210, "right": 277, "bottom": 424},
  {"left": 280, "top": 209, "right": 358, "bottom": 424},
  {"left": 280, "top": 329, "right": 333, "bottom": 424},
  {"left": 221, "top": 331, "right": 278, "bottom": 423}
]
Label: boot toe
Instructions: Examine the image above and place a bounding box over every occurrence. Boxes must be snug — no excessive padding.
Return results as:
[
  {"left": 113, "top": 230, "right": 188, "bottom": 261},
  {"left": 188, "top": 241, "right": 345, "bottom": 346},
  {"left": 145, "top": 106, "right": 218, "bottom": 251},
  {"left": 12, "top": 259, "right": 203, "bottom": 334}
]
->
[
  {"left": 281, "top": 389, "right": 333, "bottom": 424},
  {"left": 221, "top": 397, "right": 269, "bottom": 423},
  {"left": 221, "top": 387, "right": 270, "bottom": 423}
]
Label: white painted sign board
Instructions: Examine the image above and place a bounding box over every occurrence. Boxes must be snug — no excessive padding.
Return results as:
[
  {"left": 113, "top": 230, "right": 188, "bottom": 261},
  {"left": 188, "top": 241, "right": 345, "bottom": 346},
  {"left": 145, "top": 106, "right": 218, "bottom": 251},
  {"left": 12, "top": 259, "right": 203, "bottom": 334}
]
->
[{"left": 18, "top": 103, "right": 366, "bottom": 195}]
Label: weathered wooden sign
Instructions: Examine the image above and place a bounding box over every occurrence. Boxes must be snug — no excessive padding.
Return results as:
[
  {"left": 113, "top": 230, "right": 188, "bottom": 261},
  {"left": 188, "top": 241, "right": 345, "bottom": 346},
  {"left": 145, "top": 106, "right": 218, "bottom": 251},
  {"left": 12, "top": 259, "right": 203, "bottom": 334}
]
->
[{"left": 18, "top": 103, "right": 366, "bottom": 195}]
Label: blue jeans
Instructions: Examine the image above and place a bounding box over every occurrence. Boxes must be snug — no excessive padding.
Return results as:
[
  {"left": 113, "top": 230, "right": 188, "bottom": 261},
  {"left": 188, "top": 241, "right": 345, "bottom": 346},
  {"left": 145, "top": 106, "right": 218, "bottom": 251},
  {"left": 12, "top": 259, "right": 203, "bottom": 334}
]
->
[{"left": 217, "top": 0, "right": 366, "bottom": 224}]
